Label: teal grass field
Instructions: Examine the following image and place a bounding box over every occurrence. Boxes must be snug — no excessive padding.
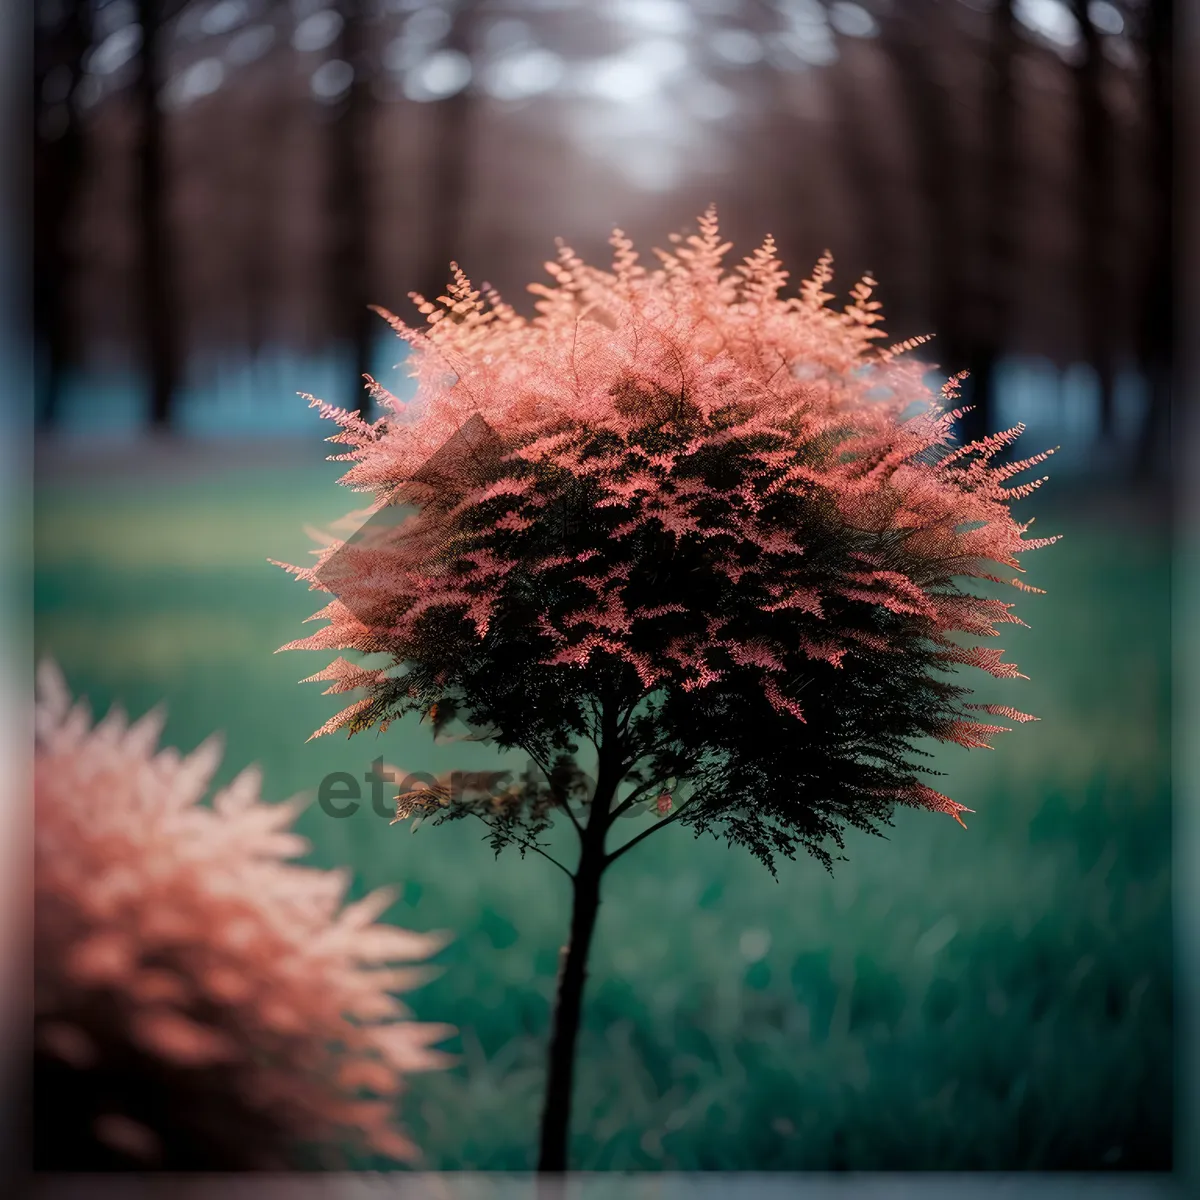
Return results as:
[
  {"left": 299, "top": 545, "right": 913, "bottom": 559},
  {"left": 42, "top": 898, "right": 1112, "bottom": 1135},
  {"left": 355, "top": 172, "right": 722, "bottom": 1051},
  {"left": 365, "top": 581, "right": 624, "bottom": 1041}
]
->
[{"left": 34, "top": 445, "right": 1171, "bottom": 1171}]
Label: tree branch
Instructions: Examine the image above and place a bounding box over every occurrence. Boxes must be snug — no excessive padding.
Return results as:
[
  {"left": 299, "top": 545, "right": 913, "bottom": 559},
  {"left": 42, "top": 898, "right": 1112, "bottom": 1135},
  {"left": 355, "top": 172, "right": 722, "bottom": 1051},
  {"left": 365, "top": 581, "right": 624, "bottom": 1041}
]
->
[
  {"left": 605, "top": 797, "right": 697, "bottom": 866},
  {"left": 557, "top": 795, "right": 584, "bottom": 838},
  {"left": 606, "top": 776, "right": 663, "bottom": 825},
  {"left": 614, "top": 723, "right": 683, "bottom": 782},
  {"left": 584, "top": 695, "right": 604, "bottom": 750},
  {"left": 617, "top": 687, "right": 654, "bottom": 735},
  {"left": 520, "top": 741, "right": 584, "bottom": 839},
  {"left": 469, "top": 811, "right": 575, "bottom": 880}
]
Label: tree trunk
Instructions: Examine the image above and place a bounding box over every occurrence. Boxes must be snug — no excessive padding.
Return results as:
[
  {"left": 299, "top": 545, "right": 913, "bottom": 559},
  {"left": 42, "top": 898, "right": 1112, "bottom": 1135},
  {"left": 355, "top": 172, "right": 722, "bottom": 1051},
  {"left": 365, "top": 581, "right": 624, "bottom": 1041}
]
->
[
  {"left": 1135, "top": 0, "right": 1172, "bottom": 479},
  {"left": 886, "top": 4, "right": 967, "bottom": 383},
  {"left": 827, "top": 36, "right": 894, "bottom": 287},
  {"left": 413, "top": 2, "right": 479, "bottom": 310},
  {"left": 135, "top": 0, "right": 180, "bottom": 432},
  {"left": 241, "top": 92, "right": 277, "bottom": 362},
  {"left": 961, "top": 0, "right": 1018, "bottom": 449},
  {"left": 34, "top": 0, "right": 91, "bottom": 429},
  {"left": 1071, "top": 0, "right": 1117, "bottom": 441},
  {"left": 537, "top": 739, "right": 620, "bottom": 1174},
  {"left": 331, "top": 0, "right": 374, "bottom": 417}
]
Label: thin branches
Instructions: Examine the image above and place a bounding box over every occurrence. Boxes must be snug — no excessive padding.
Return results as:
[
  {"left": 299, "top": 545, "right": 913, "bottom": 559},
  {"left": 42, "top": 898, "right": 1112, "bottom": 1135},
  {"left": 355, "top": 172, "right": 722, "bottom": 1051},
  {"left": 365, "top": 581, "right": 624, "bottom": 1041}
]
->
[
  {"left": 605, "top": 776, "right": 663, "bottom": 825},
  {"left": 606, "top": 797, "right": 696, "bottom": 867},
  {"left": 469, "top": 811, "right": 574, "bottom": 881},
  {"left": 519, "top": 741, "right": 584, "bottom": 839}
]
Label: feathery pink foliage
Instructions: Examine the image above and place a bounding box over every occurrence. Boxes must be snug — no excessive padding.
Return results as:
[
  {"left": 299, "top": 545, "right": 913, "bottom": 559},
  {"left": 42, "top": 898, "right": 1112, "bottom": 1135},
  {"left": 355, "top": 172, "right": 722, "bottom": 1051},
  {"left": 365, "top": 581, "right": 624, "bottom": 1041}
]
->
[
  {"left": 34, "top": 660, "right": 452, "bottom": 1169},
  {"left": 276, "top": 211, "right": 1057, "bottom": 843}
]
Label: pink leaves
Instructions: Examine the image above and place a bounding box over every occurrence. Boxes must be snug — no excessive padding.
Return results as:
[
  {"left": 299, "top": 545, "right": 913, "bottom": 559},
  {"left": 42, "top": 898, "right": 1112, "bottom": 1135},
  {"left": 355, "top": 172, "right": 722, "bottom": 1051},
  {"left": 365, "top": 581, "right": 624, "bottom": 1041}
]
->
[
  {"left": 764, "top": 678, "right": 806, "bottom": 722},
  {"left": 736, "top": 234, "right": 790, "bottom": 310},
  {"left": 934, "top": 720, "right": 1012, "bottom": 750},
  {"left": 541, "top": 632, "right": 660, "bottom": 690},
  {"left": 276, "top": 612, "right": 371, "bottom": 655},
  {"left": 933, "top": 594, "right": 1028, "bottom": 638},
  {"left": 965, "top": 703, "right": 1040, "bottom": 723},
  {"left": 132, "top": 1010, "right": 236, "bottom": 1067},
  {"left": 635, "top": 602, "right": 690, "bottom": 623},
  {"left": 796, "top": 638, "right": 847, "bottom": 669},
  {"left": 306, "top": 696, "right": 377, "bottom": 742},
  {"left": 841, "top": 570, "right": 938, "bottom": 619},
  {"left": 936, "top": 645, "right": 1029, "bottom": 680},
  {"left": 900, "top": 783, "right": 976, "bottom": 829},
  {"left": 301, "top": 657, "right": 389, "bottom": 696},
  {"left": 725, "top": 639, "right": 786, "bottom": 672},
  {"left": 761, "top": 583, "right": 824, "bottom": 617}
]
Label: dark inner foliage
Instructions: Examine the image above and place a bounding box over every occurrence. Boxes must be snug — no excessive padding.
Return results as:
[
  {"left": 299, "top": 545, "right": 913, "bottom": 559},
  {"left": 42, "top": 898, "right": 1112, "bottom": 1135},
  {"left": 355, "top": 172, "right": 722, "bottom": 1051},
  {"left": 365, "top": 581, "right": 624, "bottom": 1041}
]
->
[{"left": 347, "top": 401, "right": 981, "bottom": 875}]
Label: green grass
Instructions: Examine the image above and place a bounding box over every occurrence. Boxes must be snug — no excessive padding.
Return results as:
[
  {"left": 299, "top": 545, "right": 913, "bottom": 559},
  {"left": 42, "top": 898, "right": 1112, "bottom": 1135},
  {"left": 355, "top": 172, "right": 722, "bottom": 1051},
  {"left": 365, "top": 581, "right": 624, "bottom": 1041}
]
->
[{"left": 34, "top": 456, "right": 1172, "bottom": 1171}]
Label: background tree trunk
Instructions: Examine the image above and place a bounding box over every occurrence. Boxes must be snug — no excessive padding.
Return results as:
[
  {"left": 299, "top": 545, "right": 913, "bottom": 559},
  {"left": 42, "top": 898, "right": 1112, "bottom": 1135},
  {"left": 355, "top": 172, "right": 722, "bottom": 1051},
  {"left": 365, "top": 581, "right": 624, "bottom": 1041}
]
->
[
  {"left": 886, "top": 3, "right": 967, "bottom": 386},
  {"left": 240, "top": 83, "right": 278, "bottom": 363},
  {"left": 331, "top": 0, "right": 375, "bottom": 417},
  {"left": 1071, "top": 0, "right": 1117, "bottom": 442},
  {"left": 413, "top": 1, "right": 480, "bottom": 311},
  {"left": 135, "top": 0, "right": 180, "bottom": 431},
  {"left": 1135, "top": 0, "right": 1173, "bottom": 478},
  {"left": 961, "top": 0, "right": 1019, "bottom": 449},
  {"left": 34, "top": 0, "right": 92, "bottom": 429},
  {"left": 828, "top": 35, "right": 894, "bottom": 288}
]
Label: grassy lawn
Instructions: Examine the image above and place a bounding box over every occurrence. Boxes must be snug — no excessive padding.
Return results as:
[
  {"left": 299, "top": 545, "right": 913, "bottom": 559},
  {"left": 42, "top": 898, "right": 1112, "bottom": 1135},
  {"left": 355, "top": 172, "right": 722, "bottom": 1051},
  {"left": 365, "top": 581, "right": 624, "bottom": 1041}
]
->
[{"left": 33, "top": 449, "right": 1171, "bottom": 1171}]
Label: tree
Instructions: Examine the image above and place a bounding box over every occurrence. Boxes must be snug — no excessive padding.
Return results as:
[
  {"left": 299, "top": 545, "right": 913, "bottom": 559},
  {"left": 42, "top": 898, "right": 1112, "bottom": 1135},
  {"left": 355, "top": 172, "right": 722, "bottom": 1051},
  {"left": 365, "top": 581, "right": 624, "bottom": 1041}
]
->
[
  {"left": 960, "top": 0, "right": 1019, "bottom": 451},
  {"left": 1134, "top": 0, "right": 1172, "bottom": 478},
  {"left": 826, "top": 23, "right": 896, "bottom": 287},
  {"left": 411, "top": 0, "right": 481, "bottom": 317},
  {"left": 34, "top": 0, "right": 92, "bottom": 428},
  {"left": 134, "top": 0, "right": 181, "bottom": 431},
  {"left": 275, "top": 215, "right": 1056, "bottom": 1173},
  {"left": 330, "top": 0, "right": 376, "bottom": 418},
  {"left": 1071, "top": 0, "right": 1117, "bottom": 441},
  {"left": 883, "top": 0, "right": 969, "bottom": 404}
]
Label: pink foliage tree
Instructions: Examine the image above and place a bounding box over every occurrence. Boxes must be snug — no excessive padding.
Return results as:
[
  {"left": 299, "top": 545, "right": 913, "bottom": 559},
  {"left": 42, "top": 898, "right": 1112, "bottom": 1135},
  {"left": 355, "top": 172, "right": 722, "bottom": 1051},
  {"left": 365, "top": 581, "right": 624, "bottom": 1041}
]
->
[{"left": 276, "top": 211, "right": 1057, "bottom": 1172}]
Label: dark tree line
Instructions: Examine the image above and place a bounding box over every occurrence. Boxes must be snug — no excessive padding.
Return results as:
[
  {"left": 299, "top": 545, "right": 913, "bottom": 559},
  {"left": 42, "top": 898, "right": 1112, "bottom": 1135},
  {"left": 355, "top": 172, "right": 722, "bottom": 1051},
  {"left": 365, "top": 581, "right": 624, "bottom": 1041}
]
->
[{"left": 33, "top": 0, "right": 1174, "bottom": 477}]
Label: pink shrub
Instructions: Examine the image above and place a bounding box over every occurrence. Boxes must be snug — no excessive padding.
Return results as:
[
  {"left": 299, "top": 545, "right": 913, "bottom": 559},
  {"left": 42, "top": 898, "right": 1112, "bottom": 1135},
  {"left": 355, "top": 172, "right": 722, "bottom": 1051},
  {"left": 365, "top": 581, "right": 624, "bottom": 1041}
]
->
[{"left": 33, "top": 660, "right": 452, "bottom": 1169}]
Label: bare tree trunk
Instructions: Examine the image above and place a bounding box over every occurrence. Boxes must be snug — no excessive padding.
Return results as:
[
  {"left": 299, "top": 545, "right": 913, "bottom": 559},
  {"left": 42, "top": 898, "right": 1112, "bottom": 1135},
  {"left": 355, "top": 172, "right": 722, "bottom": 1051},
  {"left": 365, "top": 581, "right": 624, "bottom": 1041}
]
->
[
  {"left": 1135, "top": 0, "right": 1173, "bottom": 478},
  {"left": 885, "top": 3, "right": 968, "bottom": 380},
  {"left": 413, "top": 1, "right": 480, "bottom": 310},
  {"left": 827, "top": 37, "right": 894, "bottom": 287},
  {"left": 1071, "top": 0, "right": 1117, "bottom": 441},
  {"left": 331, "top": 0, "right": 375, "bottom": 417},
  {"left": 961, "top": 0, "right": 1019, "bottom": 448},
  {"left": 34, "top": 0, "right": 92, "bottom": 428},
  {"left": 747, "top": 0, "right": 820, "bottom": 271},
  {"left": 242, "top": 95, "right": 278, "bottom": 361},
  {"left": 135, "top": 0, "right": 180, "bottom": 432}
]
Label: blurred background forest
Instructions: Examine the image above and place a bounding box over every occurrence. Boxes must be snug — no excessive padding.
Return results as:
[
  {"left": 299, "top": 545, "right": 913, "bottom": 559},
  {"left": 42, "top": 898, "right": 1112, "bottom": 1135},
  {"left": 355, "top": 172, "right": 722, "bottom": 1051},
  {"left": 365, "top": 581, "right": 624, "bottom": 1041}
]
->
[
  {"left": 33, "top": 0, "right": 1175, "bottom": 1174},
  {"left": 34, "top": 0, "right": 1172, "bottom": 469}
]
